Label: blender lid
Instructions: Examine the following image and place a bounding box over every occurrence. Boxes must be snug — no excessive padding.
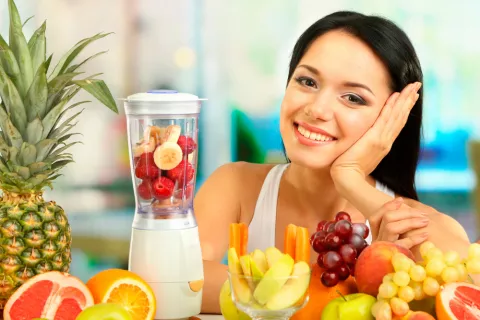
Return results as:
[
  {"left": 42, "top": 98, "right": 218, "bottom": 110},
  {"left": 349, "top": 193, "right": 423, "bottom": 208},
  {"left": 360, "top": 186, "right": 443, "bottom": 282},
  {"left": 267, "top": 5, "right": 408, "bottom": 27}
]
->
[{"left": 123, "top": 90, "right": 206, "bottom": 115}]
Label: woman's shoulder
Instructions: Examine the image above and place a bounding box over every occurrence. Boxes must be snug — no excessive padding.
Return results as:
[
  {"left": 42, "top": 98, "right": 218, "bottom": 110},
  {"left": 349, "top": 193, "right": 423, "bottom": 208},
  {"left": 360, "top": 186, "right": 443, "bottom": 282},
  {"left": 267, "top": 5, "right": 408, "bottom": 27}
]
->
[{"left": 200, "top": 162, "right": 279, "bottom": 219}]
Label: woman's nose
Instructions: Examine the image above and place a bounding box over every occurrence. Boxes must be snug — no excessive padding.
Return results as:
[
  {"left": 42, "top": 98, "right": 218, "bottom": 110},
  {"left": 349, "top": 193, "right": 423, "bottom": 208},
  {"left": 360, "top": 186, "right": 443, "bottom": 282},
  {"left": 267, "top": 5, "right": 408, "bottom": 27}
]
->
[{"left": 304, "top": 93, "right": 334, "bottom": 121}]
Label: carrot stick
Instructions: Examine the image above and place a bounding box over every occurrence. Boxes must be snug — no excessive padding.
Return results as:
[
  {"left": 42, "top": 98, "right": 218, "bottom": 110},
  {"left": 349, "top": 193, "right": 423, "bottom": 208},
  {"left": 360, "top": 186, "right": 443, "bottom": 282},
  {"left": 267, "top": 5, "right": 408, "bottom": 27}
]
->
[
  {"left": 229, "top": 223, "right": 240, "bottom": 255},
  {"left": 239, "top": 223, "right": 248, "bottom": 256},
  {"left": 229, "top": 223, "right": 248, "bottom": 256},
  {"left": 284, "top": 224, "right": 297, "bottom": 259},
  {"left": 295, "top": 226, "right": 310, "bottom": 263}
]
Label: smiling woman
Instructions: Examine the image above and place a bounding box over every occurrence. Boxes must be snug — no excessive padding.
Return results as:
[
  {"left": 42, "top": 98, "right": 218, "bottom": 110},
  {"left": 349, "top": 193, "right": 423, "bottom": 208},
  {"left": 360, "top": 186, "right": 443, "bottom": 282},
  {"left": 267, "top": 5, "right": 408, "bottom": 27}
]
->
[{"left": 194, "top": 11, "right": 472, "bottom": 314}]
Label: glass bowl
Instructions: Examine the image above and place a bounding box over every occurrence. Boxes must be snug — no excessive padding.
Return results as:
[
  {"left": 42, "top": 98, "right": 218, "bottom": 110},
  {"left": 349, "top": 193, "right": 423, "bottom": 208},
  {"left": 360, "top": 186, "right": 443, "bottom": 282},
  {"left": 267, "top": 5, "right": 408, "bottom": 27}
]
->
[{"left": 227, "top": 269, "right": 311, "bottom": 320}]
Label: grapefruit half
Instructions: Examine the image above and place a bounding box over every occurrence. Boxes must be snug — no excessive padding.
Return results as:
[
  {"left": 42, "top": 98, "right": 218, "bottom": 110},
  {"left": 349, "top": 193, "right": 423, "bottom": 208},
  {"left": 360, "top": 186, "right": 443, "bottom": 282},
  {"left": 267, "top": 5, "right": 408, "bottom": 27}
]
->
[
  {"left": 3, "top": 271, "right": 94, "bottom": 320},
  {"left": 436, "top": 282, "right": 480, "bottom": 319}
]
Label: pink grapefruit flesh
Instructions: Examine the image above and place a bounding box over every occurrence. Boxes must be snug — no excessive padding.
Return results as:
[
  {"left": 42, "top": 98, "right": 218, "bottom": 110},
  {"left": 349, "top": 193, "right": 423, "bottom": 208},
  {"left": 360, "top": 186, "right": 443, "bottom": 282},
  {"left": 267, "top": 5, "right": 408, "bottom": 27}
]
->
[
  {"left": 436, "top": 282, "right": 480, "bottom": 320},
  {"left": 3, "top": 271, "right": 94, "bottom": 320}
]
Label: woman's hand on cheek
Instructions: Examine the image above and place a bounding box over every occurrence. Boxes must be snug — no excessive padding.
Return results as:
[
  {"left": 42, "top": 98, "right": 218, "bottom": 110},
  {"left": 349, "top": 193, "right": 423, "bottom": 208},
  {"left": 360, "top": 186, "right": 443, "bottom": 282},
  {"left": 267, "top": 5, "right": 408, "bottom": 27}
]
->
[
  {"left": 330, "top": 82, "right": 422, "bottom": 183},
  {"left": 369, "top": 198, "right": 430, "bottom": 249}
]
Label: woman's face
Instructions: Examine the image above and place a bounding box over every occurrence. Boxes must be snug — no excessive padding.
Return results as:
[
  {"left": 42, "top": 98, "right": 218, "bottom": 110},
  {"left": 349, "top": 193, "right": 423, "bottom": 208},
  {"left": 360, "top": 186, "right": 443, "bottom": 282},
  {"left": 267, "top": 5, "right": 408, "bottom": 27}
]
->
[{"left": 280, "top": 30, "right": 393, "bottom": 169}]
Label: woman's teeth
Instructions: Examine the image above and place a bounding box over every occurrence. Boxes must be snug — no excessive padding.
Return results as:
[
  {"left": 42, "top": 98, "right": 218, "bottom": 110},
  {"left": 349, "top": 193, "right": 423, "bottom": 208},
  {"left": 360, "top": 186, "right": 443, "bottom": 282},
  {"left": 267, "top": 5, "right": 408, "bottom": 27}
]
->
[{"left": 297, "top": 125, "right": 334, "bottom": 142}]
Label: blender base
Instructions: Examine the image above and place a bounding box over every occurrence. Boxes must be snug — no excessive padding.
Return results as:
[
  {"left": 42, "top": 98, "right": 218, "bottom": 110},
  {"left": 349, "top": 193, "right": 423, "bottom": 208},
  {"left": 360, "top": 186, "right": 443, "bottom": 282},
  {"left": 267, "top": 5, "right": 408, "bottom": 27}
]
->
[
  {"left": 147, "top": 281, "right": 202, "bottom": 320},
  {"left": 129, "top": 226, "right": 204, "bottom": 320}
]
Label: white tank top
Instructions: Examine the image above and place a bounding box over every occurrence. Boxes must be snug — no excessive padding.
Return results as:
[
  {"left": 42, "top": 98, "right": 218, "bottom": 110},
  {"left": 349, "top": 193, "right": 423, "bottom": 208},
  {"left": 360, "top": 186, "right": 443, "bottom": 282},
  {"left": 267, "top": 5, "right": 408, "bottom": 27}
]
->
[{"left": 247, "top": 163, "right": 396, "bottom": 253}]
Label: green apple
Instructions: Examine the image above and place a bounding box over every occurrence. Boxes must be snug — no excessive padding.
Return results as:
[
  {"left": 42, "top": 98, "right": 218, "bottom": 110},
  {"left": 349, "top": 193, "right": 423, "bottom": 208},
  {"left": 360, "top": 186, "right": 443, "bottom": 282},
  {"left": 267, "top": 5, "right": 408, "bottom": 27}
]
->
[
  {"left": 253, "top": 253, "right": 294, "bottom": 305},
  {"left": 228, "top": 247, "right": 252, "bottom": 303},
  {"left": 321, "top": 293, "right": 376, "bottom": 320},
  {"left": 219, "top": 280, "right": 251, "bottom": 320},
  {"left": 265, "top": 261, "right": 311, "bottom": 310},
  {"left": 76, "top": 303, "right": 133, "bottom": 320}
]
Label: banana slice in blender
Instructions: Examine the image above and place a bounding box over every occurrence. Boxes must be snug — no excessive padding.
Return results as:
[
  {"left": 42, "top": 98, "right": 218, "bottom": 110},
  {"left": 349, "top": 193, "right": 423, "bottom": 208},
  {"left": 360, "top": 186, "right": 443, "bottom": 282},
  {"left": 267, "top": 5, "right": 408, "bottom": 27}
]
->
[
  {"left": 154, "top": 142, "right": 183, "bottom": 170},
  {"left": 163, "top": 124, "right": 181, "bottom": 143},
  {"left": 133, "top": 137, "right": 156, "bottom": 157},
  {"left": 144, "top": 125, "right": 165, "bottom": 146}
]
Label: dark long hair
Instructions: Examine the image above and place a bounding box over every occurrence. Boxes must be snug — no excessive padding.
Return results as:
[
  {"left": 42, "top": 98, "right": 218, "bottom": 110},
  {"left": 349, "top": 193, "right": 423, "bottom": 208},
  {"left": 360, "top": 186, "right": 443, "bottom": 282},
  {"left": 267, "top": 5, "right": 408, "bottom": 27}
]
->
[{"left": 285, "top": 11, "right": 423, "bottom": 200}]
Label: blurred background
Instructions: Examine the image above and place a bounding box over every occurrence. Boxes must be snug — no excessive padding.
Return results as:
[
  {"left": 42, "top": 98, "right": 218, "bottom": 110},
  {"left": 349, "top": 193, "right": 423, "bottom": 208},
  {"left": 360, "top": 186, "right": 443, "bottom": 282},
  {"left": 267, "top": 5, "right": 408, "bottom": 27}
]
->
[{"left": 1, "top": 0, "right": 479, "bottom": 281}]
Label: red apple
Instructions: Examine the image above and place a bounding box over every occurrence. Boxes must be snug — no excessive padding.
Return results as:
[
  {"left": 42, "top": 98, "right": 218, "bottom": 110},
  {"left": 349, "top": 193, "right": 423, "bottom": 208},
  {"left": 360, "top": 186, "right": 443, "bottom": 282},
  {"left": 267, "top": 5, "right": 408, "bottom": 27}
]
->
[{"left": 354, "top": 241, "right": 415, "bottom": 296}]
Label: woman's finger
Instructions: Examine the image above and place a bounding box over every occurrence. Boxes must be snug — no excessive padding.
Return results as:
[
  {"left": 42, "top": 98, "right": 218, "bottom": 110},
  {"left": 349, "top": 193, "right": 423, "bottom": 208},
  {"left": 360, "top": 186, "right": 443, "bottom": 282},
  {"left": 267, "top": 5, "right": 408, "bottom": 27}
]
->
[
  {"left": 370, "top": 201, "right": 426, "bottom": 228},
  {"left": 369, "top": 92, "right": 400, "bottom": 134},
  {"left": 385, "top": 82, "right": 421, "bottom": 139},
  {"left": 395, "top": 232, "right": 429, "bottom": 249},
  {"left": 380, "top": 217, "right": 429, "bottom": 240}
]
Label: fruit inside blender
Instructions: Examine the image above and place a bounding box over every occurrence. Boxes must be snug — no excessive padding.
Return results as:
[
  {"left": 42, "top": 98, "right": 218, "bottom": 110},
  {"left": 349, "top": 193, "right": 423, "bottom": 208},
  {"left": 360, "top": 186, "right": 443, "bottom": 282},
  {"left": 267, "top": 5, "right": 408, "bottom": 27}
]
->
[{"left": 131, "top": 119, "right": 198, "bottom": 219}]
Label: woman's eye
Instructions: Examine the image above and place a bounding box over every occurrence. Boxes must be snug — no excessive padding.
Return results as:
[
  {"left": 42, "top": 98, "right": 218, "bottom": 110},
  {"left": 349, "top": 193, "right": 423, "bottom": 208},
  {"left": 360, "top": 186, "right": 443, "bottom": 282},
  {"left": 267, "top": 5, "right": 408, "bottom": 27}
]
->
[
  {"left": 342, "top": 94, "right": 366, "bottom": 105},
  {"left": 295, "top": 77, "right": 317, "bottom": 88}
]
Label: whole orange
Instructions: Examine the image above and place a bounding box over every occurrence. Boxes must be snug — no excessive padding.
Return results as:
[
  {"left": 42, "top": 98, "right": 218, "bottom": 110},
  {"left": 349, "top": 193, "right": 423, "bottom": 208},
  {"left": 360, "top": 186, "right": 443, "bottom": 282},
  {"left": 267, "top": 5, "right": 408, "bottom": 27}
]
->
[{"left": 291, "top": 264, "right": 358, "bottom": 320}]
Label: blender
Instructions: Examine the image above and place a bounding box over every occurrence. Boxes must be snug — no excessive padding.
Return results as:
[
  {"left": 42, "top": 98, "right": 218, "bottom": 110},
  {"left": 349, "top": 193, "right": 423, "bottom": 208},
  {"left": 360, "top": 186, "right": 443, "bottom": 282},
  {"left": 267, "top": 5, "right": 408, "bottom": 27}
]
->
[{"left": 124, "top": 90, "right": 205, "bottom": 319}]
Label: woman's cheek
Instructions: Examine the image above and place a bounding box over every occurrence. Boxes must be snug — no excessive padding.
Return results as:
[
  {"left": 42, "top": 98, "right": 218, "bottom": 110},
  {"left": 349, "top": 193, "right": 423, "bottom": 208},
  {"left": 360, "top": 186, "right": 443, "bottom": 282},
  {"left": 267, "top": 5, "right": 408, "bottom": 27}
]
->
[{"left": 339, "top": 109, "right": 377, "bottom": 141}]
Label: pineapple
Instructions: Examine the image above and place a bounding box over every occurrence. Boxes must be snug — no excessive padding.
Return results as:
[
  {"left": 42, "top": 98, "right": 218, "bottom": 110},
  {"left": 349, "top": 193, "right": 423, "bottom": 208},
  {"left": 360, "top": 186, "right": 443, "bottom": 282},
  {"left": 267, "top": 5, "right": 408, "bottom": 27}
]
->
[{"left": 0, "top": 0, "right": 118, "bottom": 307}]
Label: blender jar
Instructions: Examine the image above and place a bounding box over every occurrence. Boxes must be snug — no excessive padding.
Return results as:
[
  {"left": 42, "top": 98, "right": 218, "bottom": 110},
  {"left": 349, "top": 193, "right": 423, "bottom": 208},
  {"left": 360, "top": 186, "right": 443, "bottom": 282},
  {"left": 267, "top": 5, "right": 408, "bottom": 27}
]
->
[{"left": 124, "top": 90, "right": 204, "bottom": 230}]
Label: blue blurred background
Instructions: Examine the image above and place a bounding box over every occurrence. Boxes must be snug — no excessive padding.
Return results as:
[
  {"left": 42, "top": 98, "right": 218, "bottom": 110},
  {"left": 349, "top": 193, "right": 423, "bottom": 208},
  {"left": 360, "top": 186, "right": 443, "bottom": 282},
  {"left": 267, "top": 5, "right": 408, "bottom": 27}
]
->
[{"left": 1, "top": 0, "right": 479, "bottom": 282}]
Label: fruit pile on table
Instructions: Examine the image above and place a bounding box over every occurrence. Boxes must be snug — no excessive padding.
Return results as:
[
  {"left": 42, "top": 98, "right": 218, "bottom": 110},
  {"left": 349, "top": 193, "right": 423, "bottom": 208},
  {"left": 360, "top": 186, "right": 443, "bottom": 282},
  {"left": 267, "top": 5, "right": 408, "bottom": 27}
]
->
[
  {"left": 220, "top": 212, "right": 480, "bottom": 320},
  {"left": 133, "top": 124, "right": 197, "bottom": 206}
]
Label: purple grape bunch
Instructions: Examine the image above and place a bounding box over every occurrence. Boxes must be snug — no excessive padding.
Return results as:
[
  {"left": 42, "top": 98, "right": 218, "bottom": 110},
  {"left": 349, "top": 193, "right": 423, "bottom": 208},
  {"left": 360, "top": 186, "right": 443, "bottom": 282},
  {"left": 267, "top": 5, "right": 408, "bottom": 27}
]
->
[{"left": 310, "top": 211, "right": 370, "bottom": 287}]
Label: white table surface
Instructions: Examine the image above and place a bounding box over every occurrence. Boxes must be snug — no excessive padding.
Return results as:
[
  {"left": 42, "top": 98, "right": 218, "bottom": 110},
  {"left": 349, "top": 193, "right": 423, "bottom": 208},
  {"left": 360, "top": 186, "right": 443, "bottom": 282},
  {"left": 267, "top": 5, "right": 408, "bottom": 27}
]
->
[{"left": 197, "top": 315, "right": 224, "bottom": 320}]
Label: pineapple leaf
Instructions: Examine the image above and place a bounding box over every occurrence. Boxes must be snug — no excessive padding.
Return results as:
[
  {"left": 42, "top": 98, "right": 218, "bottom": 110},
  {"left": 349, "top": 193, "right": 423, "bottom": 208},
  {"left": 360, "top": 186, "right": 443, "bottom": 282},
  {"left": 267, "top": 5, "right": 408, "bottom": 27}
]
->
[
  {"left": 48, "top": 107, "right": 84, "bottom": 139},
  {"left": 8, "top": 146, "right": 18, "bottom": 164},
  {"left": 45, "top": 153, "right": 72, "bottom": 165},
  {"left": 49, "top": 101, "right": 89, "bottom": 137},
  {"left": 27, "top": 21, "right": 46, "bottom": 80},
  {"left": 51, "top": 160, "right": 73, "bottom": 171},
  {"left": 8, "top": 0, "right": 33, "bottom": 97},
  {"left": 35, "top": 139, "right": 56, "bottom": 162},
  {"left": 27, "top": 173, "right": 48, "bottom": 186},
  {"left": 50, "top": 123, "right": 76, "bottom": 141},
  {"left": 47, "top": 173, "right": 62, "bottom": 180},
  {"left": 46, "top": 72, "right": 83, "bottom": 112},
  {"left": 49, "top": 142, "right": 81, "bottom": 159},
  {"left": 3, "top": 171, "right": 23, "bottom": 185},
  {"left": 0, "top": 158, "right": 9, "bottom": 173},
  {"left": 57, "top": 132, "right": 82, "bottom": 145},
  {"left": 14, "top": 165, "right": 30, "bottom": 180},
  {"left": 72, "top": 79, "right": 118, "bottom": 113},
  {"left": 42, "top": 96, "right": 80, "bottom": 139},
  {"left": 26, "top": 118, "right": 44, "bottom": 145},
  {"left": 45, "top": 54, "right": 53, "bottom": 73},
  {"left": 0, "top": 102, "right": 7, "bottom": 133},
  {"left": 22, "top": 15, "right": 34, "bottom": 28},
  {"left": 0, "top": 34, "right": 24, "bottom": 96},
  {"left": 5, "top": 118, "right": 23, "bottom": 149},
  {"left": 65, "top": 50, "right": 108, "bottom": 74},
  {"left": 0, "top": 134, "right": 9, "bottom": 159},
  {"left": 28, "top": 162, "right": 50, "bottom": 175},
  {"left": 19, "top": 142, "right": 37, "bottom": 166},
  {"left": 0, "top": 69, "right": 27, "bottom": 135},
  {"left": 49, "top": 32, "right": 112, "bottom": 80},
  {"left": 24, "top": 61, "right": 48, "bottom": 122}
]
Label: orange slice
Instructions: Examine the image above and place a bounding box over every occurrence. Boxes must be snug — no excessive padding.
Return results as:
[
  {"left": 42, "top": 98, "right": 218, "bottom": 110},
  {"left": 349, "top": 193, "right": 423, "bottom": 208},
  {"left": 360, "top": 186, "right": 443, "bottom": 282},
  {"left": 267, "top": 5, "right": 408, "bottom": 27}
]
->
[{"left": 86, "top": 269, "right": 156, "bottom": 320}]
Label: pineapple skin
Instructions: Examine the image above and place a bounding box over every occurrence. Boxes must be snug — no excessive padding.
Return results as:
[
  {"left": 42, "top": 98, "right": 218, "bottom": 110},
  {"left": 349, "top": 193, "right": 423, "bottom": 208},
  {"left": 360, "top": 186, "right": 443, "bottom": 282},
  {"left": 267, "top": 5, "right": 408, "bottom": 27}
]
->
[{"left": 0, "top": 193, "right": 71, "bottom": 308}]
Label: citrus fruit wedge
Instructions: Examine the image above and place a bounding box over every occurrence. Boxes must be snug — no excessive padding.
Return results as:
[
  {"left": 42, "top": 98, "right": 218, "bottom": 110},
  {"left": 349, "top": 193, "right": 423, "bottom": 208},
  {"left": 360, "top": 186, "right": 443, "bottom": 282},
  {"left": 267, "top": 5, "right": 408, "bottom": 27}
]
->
[
  {"left": 86, "top": 269, "right": 156, "bottom": 320},
  {"left": 3, "top": 271, "right": 94, "bottom": 320},
  {"left": 436, "top": 282, "right": 480, "bottom": 319}
]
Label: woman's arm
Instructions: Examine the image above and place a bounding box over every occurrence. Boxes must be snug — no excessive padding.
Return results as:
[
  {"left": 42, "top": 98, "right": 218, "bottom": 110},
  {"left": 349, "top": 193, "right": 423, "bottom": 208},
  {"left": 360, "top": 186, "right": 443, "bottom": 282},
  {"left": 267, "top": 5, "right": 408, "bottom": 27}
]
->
[
  {"left": 194, "top": 163, "right": 243, "bottom": 314},
  {"left": 333, "top": 171, "right": 471, "bottom": 260}
]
